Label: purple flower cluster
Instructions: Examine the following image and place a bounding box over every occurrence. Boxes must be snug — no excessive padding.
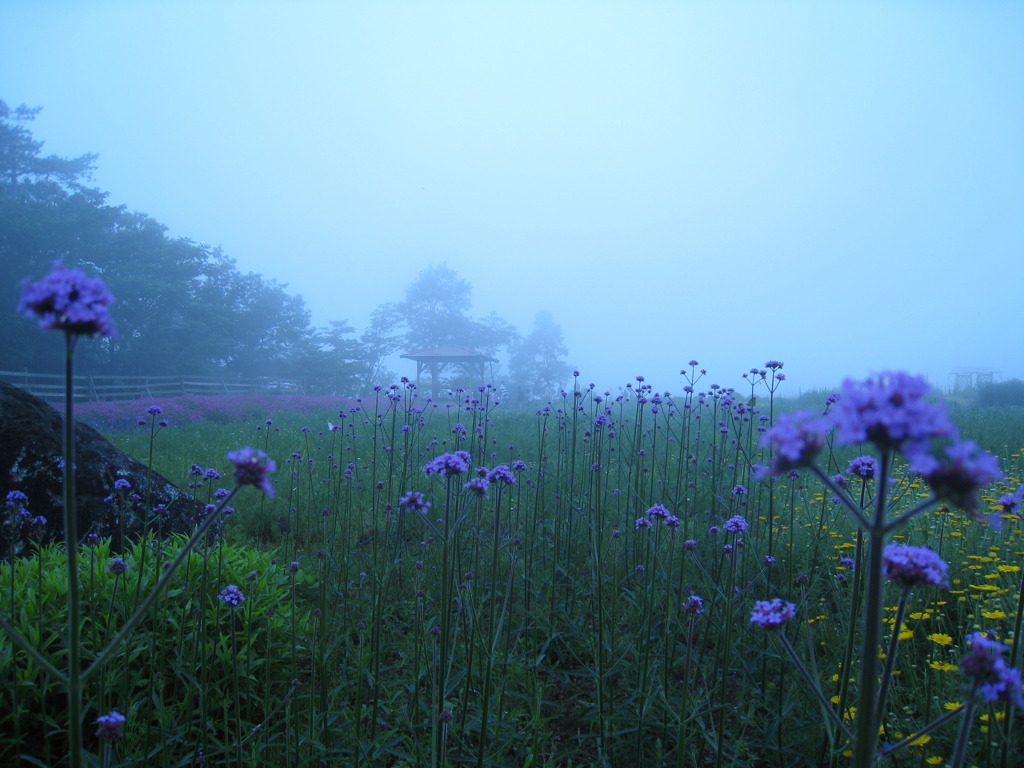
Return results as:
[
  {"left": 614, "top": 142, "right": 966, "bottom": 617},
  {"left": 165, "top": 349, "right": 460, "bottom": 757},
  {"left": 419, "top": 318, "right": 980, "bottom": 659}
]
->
[
  {"left": 486, "top": 465, "right": 517, "bottom": 485},
  {"left": 423, "top": 451, "right": 471, "bottom": 478},
  {"left": 217, "top": 584, "right": 246, "bottom": 607},
  {"left": 882, "top": 543, "right": 948, "bottom": 590},
  {"left": 847, "top": 455, "right": 878, "bottom": 479},
  {"left": 750, "top": 598, "right": 797, "bottom": 630},
  {"left": 94, "top": 710, "right": 126, "bottom": 739},
  {"left": 399, "top": 491, "right": 431, "bottom": 514},
  {"left": 723, "top": 515, "right": 747, "bottom": 533},
  {"left": 829, "top": 372, "right": 954, "bottom": 452},
  {"left": 960, "top": 632, "right": 1024, "bottom": 707},
  {"left": 909, "top": 440, "right": 1003, "bottom": 518},
  {"left": 228, "top": 447, "right": 276, "bottom": 498},
  {"left": 683, "top": 595, "right": 705, "bottom": 614},
  {"left": 106, "top": 557, "right": 129, "bottom": 575},
  {"left": 757, "top": 411, "right": 828, "bottom": 476},
  {"left": 18, "top": 262, "right": 117, "bottom": 337}
]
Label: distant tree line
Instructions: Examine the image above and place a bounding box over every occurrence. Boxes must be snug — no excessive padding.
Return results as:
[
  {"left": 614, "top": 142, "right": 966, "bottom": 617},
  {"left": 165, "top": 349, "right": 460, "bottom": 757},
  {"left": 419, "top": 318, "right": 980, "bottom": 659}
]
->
[
  {"left": 0, "top": 100, "right": 570, "bottom": 401},
  {"left": 976, "top": 379, "right": 1024, "bottom": 407}
]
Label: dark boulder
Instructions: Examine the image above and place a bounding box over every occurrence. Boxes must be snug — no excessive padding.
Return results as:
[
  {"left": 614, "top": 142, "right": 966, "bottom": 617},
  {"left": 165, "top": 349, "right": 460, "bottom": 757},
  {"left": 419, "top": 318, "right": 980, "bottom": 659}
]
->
[{"left": 1, "top": 382, "right": 204, "bottom": 556}]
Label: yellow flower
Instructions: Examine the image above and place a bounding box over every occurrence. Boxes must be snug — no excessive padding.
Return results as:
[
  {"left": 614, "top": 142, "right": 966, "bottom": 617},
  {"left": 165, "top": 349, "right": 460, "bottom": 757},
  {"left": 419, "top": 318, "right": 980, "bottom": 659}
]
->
[
  {"left": 910, "top": 734, "right": 931, "bottom": 746},
  {"left": 943, "top": 701, "right": 961, "bottom": 710},
  {"left": 998, "top": 564, "right": 1020, "bottom": 573},
  {"left": 930, "top": 661, "right": 958, "bottom": 671},
  {"left": 927, "top": 633, "right": 953, "bottom": 646},
  {"left": 981, "top": 610, "right": 1007, "bottom": 620},
  {"left": 925, "top": 757, "right": 944, "bottom": 765}
]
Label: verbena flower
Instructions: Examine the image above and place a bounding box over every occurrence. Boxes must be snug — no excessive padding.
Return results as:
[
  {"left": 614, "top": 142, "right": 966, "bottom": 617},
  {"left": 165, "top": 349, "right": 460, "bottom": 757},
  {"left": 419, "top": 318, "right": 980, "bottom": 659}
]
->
[
  {"left": 960, "top": 632, "right": 1024, "bottom": 707},
  {"left": 828, "top": 372, "right": 954, "bottom": 454},
  {"left": 683, "top": 595, "right": 705, "bottom": 614},
  {"left": 399, "top": 491, "right": 431, "bottom": 513},
  {"left": 18, "top": 262, "right": 117, "bottom": 337},
  {"left": 909, "top": 440, "right": 1002, "bottom": 520},
  {"left": 95, "top": 710, "right": 126, "bottom": 738},
  {"left": 217, "top": 585, "right": 246, "bottom": 607},
  {"left": 758, "top": 411, "right": 828, "bottom": 475},
  {"left": 106, "top": 557, "right": 129, "bottom": 575},
  {"left": 882, "top": 543, "right": 948, "bottom": 589},
  {"left": 847, "top": 455, "right": 878, "bottom": 479},
  {"left": 423, "top": 451, "right": 471, "bottom": 477},
  {"left": 464, "top": 477, "right": 489, "bottom": 497},
  {"left": 486, "top": 465, "right": 516, "bottom": 485},
  {"left": 750, "top": 598, "right": 797, "bottom": 630},
  {"left": 227, "top": 447, "right": 277, "bottom": 497},
  {"left": 724, "top": 515, "right": 748, "bottom": 533}
]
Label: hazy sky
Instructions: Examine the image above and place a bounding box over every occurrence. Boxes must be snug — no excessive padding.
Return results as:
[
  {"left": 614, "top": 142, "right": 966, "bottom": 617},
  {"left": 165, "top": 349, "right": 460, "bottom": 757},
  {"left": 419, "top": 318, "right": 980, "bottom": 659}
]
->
[{"left": 3, "top": 1, "right": 1022, "bottom": 395}]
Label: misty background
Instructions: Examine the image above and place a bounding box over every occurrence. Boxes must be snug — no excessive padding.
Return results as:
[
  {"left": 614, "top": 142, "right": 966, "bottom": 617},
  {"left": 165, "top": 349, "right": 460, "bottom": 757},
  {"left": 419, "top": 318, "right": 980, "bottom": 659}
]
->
[{"left": 2, "top": 1, "right": 1022, "bottom": 397}]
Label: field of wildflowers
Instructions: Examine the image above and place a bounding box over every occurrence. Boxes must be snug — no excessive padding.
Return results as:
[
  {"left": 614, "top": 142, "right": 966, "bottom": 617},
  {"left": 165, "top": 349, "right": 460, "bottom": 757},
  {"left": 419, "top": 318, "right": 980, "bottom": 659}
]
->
[{"left": 3, "top": 264, "right": 1024, "bottom": 767}]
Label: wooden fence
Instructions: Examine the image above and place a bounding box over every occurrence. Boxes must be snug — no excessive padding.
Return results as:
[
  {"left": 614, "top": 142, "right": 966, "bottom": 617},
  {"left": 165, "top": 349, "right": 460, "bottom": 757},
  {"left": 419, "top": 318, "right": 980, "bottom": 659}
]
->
[{"left": 0, "top": 371, "right": 305, "bottom": 404}]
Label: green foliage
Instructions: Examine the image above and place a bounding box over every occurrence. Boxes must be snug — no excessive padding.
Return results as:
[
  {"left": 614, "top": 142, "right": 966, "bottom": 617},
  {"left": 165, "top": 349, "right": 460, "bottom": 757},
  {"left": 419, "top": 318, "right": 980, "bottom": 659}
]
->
[
  {"left": 0, "top": 535, "right": 316, "bottom": 765},
  {"left": 0, "top": 100, "right": 368, "bottom": 387},
  {"left": 977, "top": 378, "right": 1024, "bottom": 407}
]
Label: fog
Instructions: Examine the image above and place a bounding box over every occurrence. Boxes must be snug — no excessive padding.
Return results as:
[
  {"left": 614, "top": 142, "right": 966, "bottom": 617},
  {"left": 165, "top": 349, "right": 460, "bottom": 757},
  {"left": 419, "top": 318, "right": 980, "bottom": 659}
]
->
[{"left": 4, "top": 1, "right": 1022, "bottom": 395}]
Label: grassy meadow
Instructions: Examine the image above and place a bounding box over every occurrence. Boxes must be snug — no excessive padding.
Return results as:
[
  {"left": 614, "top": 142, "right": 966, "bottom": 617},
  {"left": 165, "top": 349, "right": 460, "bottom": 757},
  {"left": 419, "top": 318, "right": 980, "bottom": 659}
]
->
[{"left": 3, "top": 374, "right": 1024, "bottom": 768}]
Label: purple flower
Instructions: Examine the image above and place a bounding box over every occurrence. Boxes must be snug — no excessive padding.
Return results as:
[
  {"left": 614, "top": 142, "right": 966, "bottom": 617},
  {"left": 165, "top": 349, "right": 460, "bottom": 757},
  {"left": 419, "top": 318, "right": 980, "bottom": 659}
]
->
[
  {"left": 511, "top": 459, "right": 528, "bottom": 472},
  {"left": 724, "top": 515, "right": 747, "bottom": 533},
  {"left": 106, "top": 557, "right": 129, "bottom": 575},
  {"left": 486, "top": 465, "right": 517, "bottom": 485},
  {"left": 113, "top": 478, "right": 131, "bottom": 491},
  {"left": 828, "top": 372, "right": 954, "bottom": 454},
  {"left": 217, "top": 584, "right": 246, "bottom": 607},
  {"left": 95, "top": 710, "right": 126, "bottom": 739},
  {"left": 635, "top": 517, "right": 652, "bottom": 529},
  {"left": 960, "top": 632, "right": 1024, "bottom": 707},
  {"left": 423, "top": 451, "right": 471, "bottom": 478},
  {"left": 683, "top": 595, "right": 705, "bottom": 614},
  {"left": 763, "top": 555, "right": 776, "bottom": 567},
  {"left": 464, "top": 477, "right": 489, "bottom": 497},
  {"left": 399, "top": 491, "right": 431, "bottom": 513},
  {"left": 684, "top": 539, "right": 697, "bottom": 551},
  {"left": 910, "top": 440, "right": 1002, "bottom": 520},
  {"left": 847, "top": 456, "right": 878, "bottom": 479},
  {"left": 758, "top": 411, "right": 828, "bottom": 475},
  {"left": 228, "top": 447, "right": 276, "bottom": 498},
  {"left": 289, "top": 561, "right": 300, "bottom": 572},
  {"left": 750, "top": 598, "right": 797, "bottom": 630},
  {"left": 882, "top": 543, "right": 948, "bottom": 589},
  {"left": 646, "top": 504, "right": 670, "bottom": 520},
  {"left": 18, "top": 263, "right": 117, "bottom": 337}
]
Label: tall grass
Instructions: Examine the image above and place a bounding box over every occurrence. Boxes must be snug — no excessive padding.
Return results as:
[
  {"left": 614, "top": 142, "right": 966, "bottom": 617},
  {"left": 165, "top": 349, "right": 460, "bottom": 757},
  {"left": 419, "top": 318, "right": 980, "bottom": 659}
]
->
[{"left": 4, "top": 374, "right": 1024, "bottom": 767}]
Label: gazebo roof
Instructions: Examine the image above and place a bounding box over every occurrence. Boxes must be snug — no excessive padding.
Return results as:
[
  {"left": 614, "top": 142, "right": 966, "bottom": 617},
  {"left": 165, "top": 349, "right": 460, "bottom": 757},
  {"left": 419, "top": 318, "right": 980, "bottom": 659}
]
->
[{"left": 400, "top": 345, "right": 496, "bottom": 363}]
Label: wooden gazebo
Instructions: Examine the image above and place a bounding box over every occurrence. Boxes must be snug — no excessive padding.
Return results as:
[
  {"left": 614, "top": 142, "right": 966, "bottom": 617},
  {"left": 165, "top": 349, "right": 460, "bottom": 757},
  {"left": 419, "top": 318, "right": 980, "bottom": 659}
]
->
[{"left": 399, "top": 345, "right": 496, "bottom": 394}]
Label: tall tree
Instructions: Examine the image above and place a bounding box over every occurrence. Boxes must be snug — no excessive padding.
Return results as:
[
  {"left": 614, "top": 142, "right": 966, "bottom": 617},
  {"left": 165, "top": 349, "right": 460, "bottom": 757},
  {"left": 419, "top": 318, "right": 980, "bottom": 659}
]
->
[
  {"left": 389, "top": 263, "right": 518, "bottom": 355},
  {"left": 1, "top": 99, "right": 355, "bottom": 384},
  {"left": 509, "top": 310, "right": 571, "bottom": 402},
  {"left": 365, "top": 263, "right": 519, "bottom": 387}
]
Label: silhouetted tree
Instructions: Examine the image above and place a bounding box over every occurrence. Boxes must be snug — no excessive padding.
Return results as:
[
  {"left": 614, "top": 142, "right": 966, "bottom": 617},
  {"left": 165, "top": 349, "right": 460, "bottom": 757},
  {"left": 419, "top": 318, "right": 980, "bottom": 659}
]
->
[
  {"left": 0, "top": 99, "right": 361, "bottom": 385},
  {"left": 508, "top": 310, "right": 571, "bottom": 402}
]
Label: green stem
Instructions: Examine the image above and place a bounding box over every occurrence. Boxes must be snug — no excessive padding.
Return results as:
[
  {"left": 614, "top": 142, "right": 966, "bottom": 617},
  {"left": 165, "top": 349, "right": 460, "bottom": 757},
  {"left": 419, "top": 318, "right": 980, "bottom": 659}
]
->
[
  {"left": 851, "top": 450, "right": 890, "bottom": 768},
  {"left": 63, "top": 334, "right": 84, "bottom": 768}
]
